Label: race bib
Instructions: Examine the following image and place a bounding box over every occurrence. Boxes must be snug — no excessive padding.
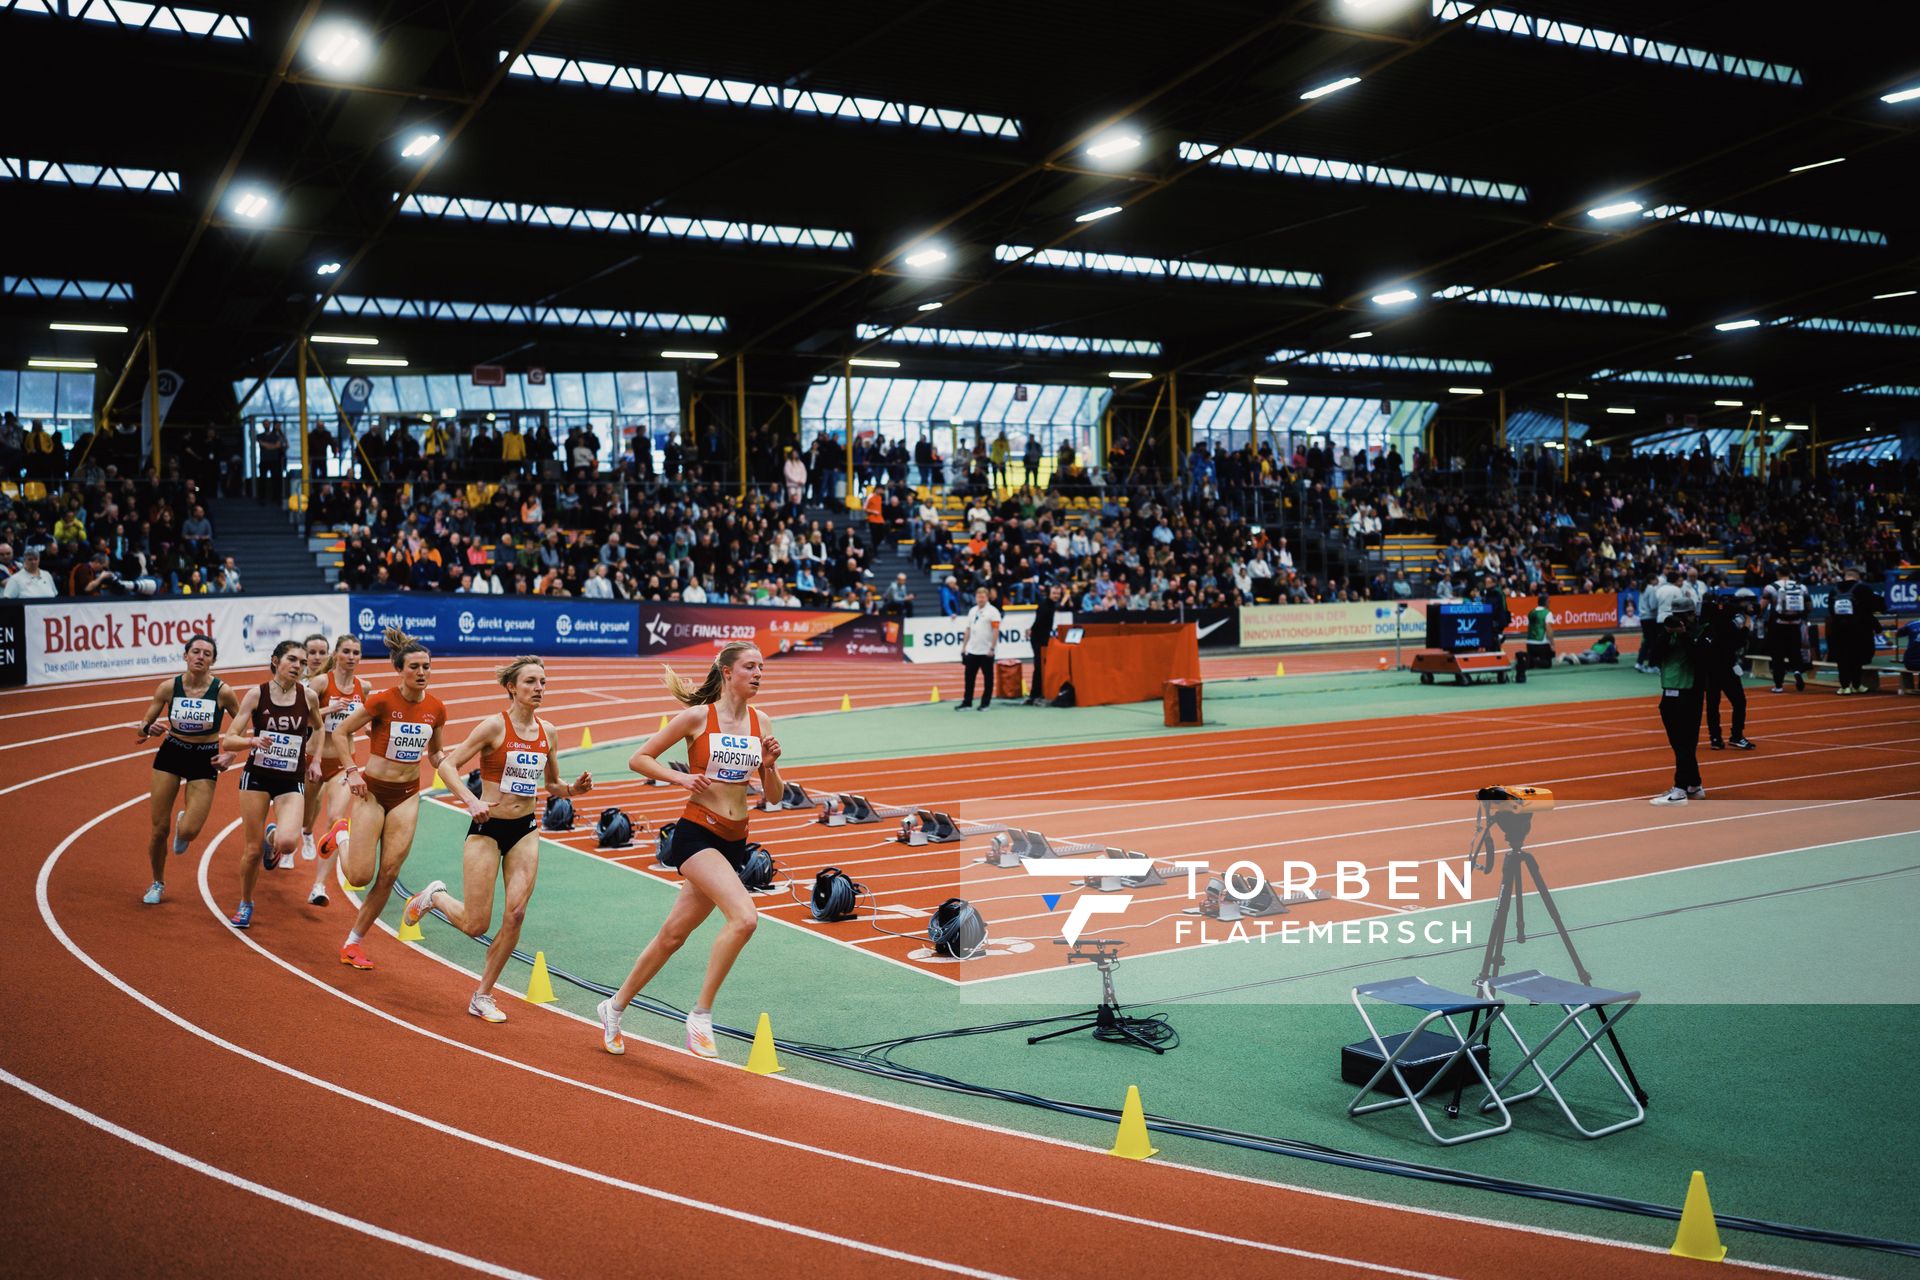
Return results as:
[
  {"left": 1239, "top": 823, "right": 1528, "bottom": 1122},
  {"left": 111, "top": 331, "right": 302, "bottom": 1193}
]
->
[
  {"left": 170, "top": 697, "right": 216, "bottom": 734},
  {"left": 705, "top": 732, "right": 762, "bottom": 785},
  {"left": 1782, "top": 589, "right": 1806, "bottom": 612},
  {"left": 387, "top": 720, "right": 432, "bottom": 764},
  {"left": 257, "top": 730, "right": 302, "bottom": 772},
  {"left": 324, "top": 697, "right": 361, "bottom": 734},
  {"left": 501, "top": 749, "right": 546, "bottom": 797},
  {"left": 1832, "top": 597, "right": 1854, "bottom": 616}
]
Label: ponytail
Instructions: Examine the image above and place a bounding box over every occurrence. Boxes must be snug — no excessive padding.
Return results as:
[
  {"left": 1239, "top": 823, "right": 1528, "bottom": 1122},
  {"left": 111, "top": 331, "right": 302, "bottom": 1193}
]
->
[
  {"left": 663, "top": 641, "right": 756, "bottom": 706},
  {"left": 385, "top": 626, "right": 429, "bottom": 670}
]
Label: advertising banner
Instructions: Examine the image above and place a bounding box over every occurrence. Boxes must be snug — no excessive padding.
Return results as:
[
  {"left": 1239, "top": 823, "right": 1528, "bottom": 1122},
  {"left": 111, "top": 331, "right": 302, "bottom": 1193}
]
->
[
  {"left": 636, "top": 604, "right": 902, "bottom": 662},
  {"left": 25, "top": 594, "right": 347, "bottom": 686},
  {"left": 351, "top": 595, "right": 638, "bottom": 658},
  {"left": 0, "top": 602, "right": 24, "bottom": 687},
  {"left": 1076, "top": 607, "right": 1240, "bottom": 648},
  {"left": 1501, "top": 592, "right": 1620, "bottom": 634},
  {"left": 1883, "top": 571, "right": 1917, "bottom": 615},
  {"left": 1238, "top": 600, "right": 1426, "bottom": 650},
  {"left": 900, "top": 611, "right": 1072, "bottom": 664}
]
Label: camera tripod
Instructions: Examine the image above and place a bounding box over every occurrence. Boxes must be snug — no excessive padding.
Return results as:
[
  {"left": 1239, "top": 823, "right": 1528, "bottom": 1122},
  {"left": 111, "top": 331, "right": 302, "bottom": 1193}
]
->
[
  {"left": 1027, "top": 939, "right": 1170, "bottom": 1053},
  {"left": 1452, "top": 805, "right": 1648, "bottom": 1111}
]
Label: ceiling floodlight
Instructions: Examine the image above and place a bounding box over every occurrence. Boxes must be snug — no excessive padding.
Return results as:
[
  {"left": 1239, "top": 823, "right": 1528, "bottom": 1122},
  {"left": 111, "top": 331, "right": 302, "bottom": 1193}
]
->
[
  {"left": 400, "top": 132, "right": 441, "bottom": 158},
  {"left": 230, "top": 189, "right": 271, "bottom": 219},
  {"left": 308, "top": 23, "right": 371, "bottom": 76},
  {"left": 315, "top": 261, "right": 342, "bottom": 276},
  {"left": 1713, "top": 399, "right": 1744, "bottom": 407},
  {"left": 1254, "top": 376, "right": 1290, "bottom": 386},
  {"left": 1873, "top": 289, "right": 1916, "bottom": 300},
  {"left": 346, "top": 356, "right": 408, "bottom": 367},
  {"left": 660, "top": 350, "right": 720, "bottom": 359},
  {"left": 28, "top": 358, "right": 98, "bottom": 370},
  {"left": 1370, "top": 289, "right": 1417, "bottom": 306},
  {"left": 916, "top": 301, "right": 944, "bottom": 312},
  {"left": 1714, "top": 318, "right": 1761, "bottom": 331},
  {"left": 1348, "top": 330, "right": 1374, "bottom": 339},
  {"left": 1300, "top": 76, "right": 1361, "bottom": 100},
  {"left": 1107, "top": 370, "right": 1153, "bottom": 379},
  {"left": 849, "top": 357, "right": 901, "bottom": 368},
  {"left": 1075, "top": 206, "right": 1123, "bottom": 223},
  {"left": 903, "top": 248, "right": 948, "bottom": 268},
  {"left": 48, "top": 321, "right": 129, "bottom": 333},
  {"left": 1556, "top": 392, "right": 1590, "bottom": 400},
  {"left": 309, "top": 334, "right": 379, "bottom": 345},
  {"left": 1787, "top": 157, "right": 1845, "bottom": 173},
  {"left": 1448, "top": 386, "right": 1483, "bottom": 395},
  {"left": 1086, "top": 133, "right": 1141, "bottom": 160},
  {"left": 1587, "top": 200, "right": 1645, "bottom": 220},
  {"left": 1880, "top": 86, "right": 1920, "bottom": 104},
  {"left": 1605, "top": 406, "right": 1635, "bottom": 415}
]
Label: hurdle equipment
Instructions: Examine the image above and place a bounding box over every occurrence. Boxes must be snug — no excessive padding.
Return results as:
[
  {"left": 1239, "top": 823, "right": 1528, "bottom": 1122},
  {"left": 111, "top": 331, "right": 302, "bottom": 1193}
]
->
[
  {"left": 1478, "top": 969, "right": 1644, "bottom": 1138},
  {"left": 1345, "top": 976, "right": 1512, "bottom": 1146}
]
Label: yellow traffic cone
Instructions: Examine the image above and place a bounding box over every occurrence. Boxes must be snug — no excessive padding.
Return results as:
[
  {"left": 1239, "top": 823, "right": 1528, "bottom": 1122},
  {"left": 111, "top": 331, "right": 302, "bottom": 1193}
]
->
[
  {"left": 1023, "top": 675, "right": 1030, "bottom": 697},
  {"left": 840, "top": 692, "right": 852, "bottom": 712},
  {"left": 659, "top": 712, "right": 670, "bottom": 733},
  {"left": 1274, "top": 660, "right": 1286, "bottom": 677},
  {"left": 1669, "top": 1171, "right": 1727, "bottom": 1261},
  {"left": 928, "top": 685, "right": 939, "bottom": 703},
  {"left": 580, "top": 726, "right": 593, "bottom": 750},
  {"left": 525, "top": 950, "right": 557, "bottom": 1004},
  {"left": 1108, "top": 1085, "right": 1158, "bottom": 1160},
  {"left": 746, "top": 1011, "right": 784, "bottom": 1075},
  {"left": 397, "top": 916, "right": 424, "bottom": 942}
]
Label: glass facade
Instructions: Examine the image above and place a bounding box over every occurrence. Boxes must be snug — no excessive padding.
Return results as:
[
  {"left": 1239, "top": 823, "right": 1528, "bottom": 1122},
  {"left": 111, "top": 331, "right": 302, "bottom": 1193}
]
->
[
  {"left": 799, "top": 377, "right": 1109, "bottom": 482},
  {"left": 0, "top": 367, "right": 99, "bottom": 438},
  {"left": 1192, "top": 392, "right": 1437, "bottom": 458}
]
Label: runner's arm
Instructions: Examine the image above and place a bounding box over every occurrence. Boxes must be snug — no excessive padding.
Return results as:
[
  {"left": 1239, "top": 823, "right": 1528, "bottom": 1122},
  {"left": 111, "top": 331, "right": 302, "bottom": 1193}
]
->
[
  {"left": 628, "top": 707, "right": 707, "bottom": 792},
  {"left": 219, "top": 688, "right": 264, "bottom": 752},
  {"left": 134, "top": 679, "right": 171, "bottom": 741}
]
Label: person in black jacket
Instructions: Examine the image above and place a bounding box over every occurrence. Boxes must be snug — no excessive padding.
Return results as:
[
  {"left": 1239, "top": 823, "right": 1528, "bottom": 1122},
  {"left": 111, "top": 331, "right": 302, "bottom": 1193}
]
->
[
  {"left": 1703, "top": 589, "right": 1756, "bottom": 751},
  {"left": 1829, "top": 566, "right": 1885, "bottom": 695},
  {"left": 1026, "top": 583, "right": 1061, "bottom": 705},
  {"left": 1650, "top": 593, "right": 1707, "bottom": 806}
]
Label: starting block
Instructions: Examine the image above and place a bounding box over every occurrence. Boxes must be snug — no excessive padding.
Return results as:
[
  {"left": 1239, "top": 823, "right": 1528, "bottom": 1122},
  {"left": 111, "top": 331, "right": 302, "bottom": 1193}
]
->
[
  {"left": 760, "top": 781, "right": 815, "bottom": 812},
  {"left": 898, "top": 810, "right": 963, "bottom": 846},
  {"left": 1084, "top": 849, "right": 1167, "bottom": 891},
  {"left": 1184, "top": 873, "right": 1332, "bottom": 920},
  {"left": 987, "top": 829, "right": 1055, "bottom": 866}
]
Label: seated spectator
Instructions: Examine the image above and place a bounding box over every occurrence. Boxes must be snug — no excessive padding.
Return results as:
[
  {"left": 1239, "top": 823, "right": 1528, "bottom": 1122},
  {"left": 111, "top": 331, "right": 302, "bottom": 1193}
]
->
[
  {"left": 883, "top": 572, "right": 914, "bottom": 615},
  {"left": 218, "top": 556, "right": 243, "bottom": 593},
  {"left": 939, "top": 575, "right": 965, "bottom": 616},
  {"left": 582, "top": 563, "right": 615, "bottom": 599}
]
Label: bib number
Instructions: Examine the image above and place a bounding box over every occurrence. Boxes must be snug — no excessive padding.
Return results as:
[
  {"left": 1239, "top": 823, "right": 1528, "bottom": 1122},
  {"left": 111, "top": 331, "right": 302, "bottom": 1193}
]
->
[
  {"left": 170, "top": 697, "right": 216, "bottom": 734},
  {"left": 324, "top": 698, "right": 361, "bottom": 734},
  {"left": 387, "top": 721, "right": 431, "bottom": 764},
  {"left": 502, "top": 750, "right": 546, "bottom": 798},
  {"left": 707, "top": 733, "right": 762, "bottom": 785},
  {"left": 257, "top": 730, "right": 302, "bottom": 772}
]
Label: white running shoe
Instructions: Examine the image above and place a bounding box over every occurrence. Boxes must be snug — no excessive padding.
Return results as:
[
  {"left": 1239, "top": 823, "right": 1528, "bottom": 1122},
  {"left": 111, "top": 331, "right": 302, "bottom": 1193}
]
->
[
  {"left": 1650, "top": 788, "right": 1689, "bottom": 806},
  {"left": 596, "top": 998, "right": 626, "bottom": 1055},
  {"left": 468, "top": 992, "right": 507, "bottom": 1024},
  {"left": 401, "top": 879, "right": 445, "bottom": 928},
  {"left": 301, "top": 832, "right": 316, "bottom": 862},
  {"left": 171, "top": 810, "right": 189, "bottom": 856},
  {"left": 1686, "top": 785, "right": 1707, "bottom": 800},
  {"left": 686, "top": 1009, "right": 719, "bottom": 1059}
]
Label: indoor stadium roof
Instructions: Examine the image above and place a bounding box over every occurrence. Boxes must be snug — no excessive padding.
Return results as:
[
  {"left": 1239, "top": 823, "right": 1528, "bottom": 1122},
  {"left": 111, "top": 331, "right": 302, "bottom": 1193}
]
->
[{"left": 5, "top": 0, "right": 1918, "bottom": 443}]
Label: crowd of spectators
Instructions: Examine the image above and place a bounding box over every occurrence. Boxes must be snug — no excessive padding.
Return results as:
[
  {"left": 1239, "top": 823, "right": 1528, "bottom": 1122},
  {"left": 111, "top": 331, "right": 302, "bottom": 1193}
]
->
[{"left": 0, "top": 477, "right": 240, "bottom": 599}]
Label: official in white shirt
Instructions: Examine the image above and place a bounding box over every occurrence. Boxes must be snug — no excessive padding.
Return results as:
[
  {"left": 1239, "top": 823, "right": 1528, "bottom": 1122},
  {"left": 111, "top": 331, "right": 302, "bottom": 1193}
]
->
[
  {"left": 956, "top": 587, "right": 1001, "bottom": 710},
  {"left": 2, "top": 549, "right": 56, "bottom": 599}
]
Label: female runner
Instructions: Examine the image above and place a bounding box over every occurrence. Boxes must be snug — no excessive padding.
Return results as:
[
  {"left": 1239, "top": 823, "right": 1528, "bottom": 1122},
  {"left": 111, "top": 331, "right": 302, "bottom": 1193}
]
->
[
  {"left": 133, "top": 634, "right": 241, "bottom": 905},
  {"left": 328, "top": 626, "right": 485, "bottom": 970},
  {"left": 219, "top": 641, "right": 324, "bottom": 928},
  {"left": 304, "top": 633, "right": 366, "bottom": 903},
  {"left": 400, "top": 656, "right": 592, "bottom": 1022},
  {"left": 596, "top": 641, "right": 782, "bottom": 1058}
]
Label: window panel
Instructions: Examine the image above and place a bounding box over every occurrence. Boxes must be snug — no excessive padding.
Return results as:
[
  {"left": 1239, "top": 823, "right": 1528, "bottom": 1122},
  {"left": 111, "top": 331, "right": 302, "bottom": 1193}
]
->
[
  {"left": 17, "top": 371, "right": 56, "bottom": 416},
  {"left": 582, "top": 371, "right": 617, "bottom": 410},
  {"left": 552, "top": 372, "right": 586, "bottom": 410},
  {"left": 395, "top": 376, "right": 430, "bottom": 414}
]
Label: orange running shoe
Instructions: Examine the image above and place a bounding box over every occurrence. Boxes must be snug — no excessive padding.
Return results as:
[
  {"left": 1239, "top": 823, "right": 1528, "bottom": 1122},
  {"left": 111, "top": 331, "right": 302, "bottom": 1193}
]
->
[
  {"left": 316, "top": 818, "right": 348, "bottom": 858},
  {"left": 339, "top": 942, "right": 374, "bottom": 970}
]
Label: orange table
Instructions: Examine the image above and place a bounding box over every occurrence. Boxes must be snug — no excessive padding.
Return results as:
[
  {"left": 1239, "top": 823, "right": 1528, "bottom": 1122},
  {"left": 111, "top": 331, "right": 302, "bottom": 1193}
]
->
[{"left": 1040, "top": 622, "right": 1201, "bottom": 707}]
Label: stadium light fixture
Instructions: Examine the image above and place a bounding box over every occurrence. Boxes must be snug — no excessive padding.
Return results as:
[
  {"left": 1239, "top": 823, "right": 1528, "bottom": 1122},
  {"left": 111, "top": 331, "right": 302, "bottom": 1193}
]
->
[
  {"left": 916, "top": 301, "right": 944, "bottom": 312},
  {"left": 49, "top": 321, "right": 129, "bottom": 333},
  {"left": 1107, "top": 370, "right": 1153, "bottom": 379},
  {"left": 1783, "top": 422, "right": 1809, "bottom": 431},
  {"left": 345, "top": 356, "right": 408, "bottom": 367},
  {"left": 849, "top": 357, "right": 901, "bottom": 368},
  {"left": 1300, "top": 76, "right": 1361, "bottom": 100},
  {"left": 1714, "top": 318, "right": 1761, "bottom": 331},
  {"left": 1713, "top": 399, "right": 1745, "bottom": 407},
  {"left": 902, "top": 247, "right": 948, "bottom": 269},
  {"left": 1348, "top": 330, "right": 1374, "bottom": 339},
  {"left": 1556, "top": 392, "right": 1590, "bottom": 400},
  {"left": 1873, "top": 289, "right": 1916, "bottom": 300},
  {"left": 1787, "top": 157, "right": 1845, "bottom": 174},
  {"left": 315, "top": 261, "right": 342, "bottom": 276},
  {"left": 1254, "top": 376, "right": 1291, "bottom": 386},
  {"left": 1371, "top": 289, "right": 1418, "bottom": 306},
  {"left": 400, "top": 132, "right": 441, "bottom": 159},
  {"left": 1881, "top": 86, "right": 1920, "bottom": 104},
  {"left": 1605, "top": 406, "right": 1635, "bottom": 415},
  {"left": 309, "top": 334, "right": 378, "bottom": 345},
  {"left": 230, "top": 189, "right": 271, "bottom": 220},
  {"left": 1086, "top": 132, "right": 1141, "bottom": 160},
  {"left": 1448, "top": 386, "right": 1484, "bottom": 395},
  {"left": 1587, "top": 199, "right": 1645, "bottom": 220},
  {"left": 28, "top": 357, "right": 98, "bottom": 370},
  {"left": 308, "top": 23, "right": 371, "bottom": 76},
  {"left": 660, "top": 349, "right": 720, "bottom": 359},
  {"left": 1074, "top": 206, "right": 1122, "bottom": 223}
]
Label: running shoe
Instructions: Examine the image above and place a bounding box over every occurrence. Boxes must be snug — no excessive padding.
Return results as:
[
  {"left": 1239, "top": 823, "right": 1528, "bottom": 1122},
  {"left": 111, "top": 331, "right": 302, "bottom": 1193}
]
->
[
  {"left": 1686, "top": 786, "right": 1708, "bottom": 800},
  {"left": 301, "top": 832, "right": 316, "bottom": 862},
  {"left": 1649, "top": 788, "right": 1689, "bottom": 807},
  {"left": 308, "top": 885, "right": 330, "bottom": 907},
  {"left": 171, "top": 810, "right": 189, "bottom": 855},
  {"left": 262, "top": 822, "right": 279, "bottom": 870},
  {"left": 339, "top": 942, "right": 374, "bottom": 970},
  {"left": 230, "top": 900, "right": 254, "bottom": 929},
  {"left": 1730, "top": 737, "right": 1756, "bottom": 750},
  {"left": 468, "top": 992, "right": 507, "bottom": 1024},
  {"left": 1837, "top": 685, "right": 1854, "bottom": 697},
  {"left": 142, "top": 881, "right": 164, "bottom": 905},
  {"left": 686, "top": 1009, "right": 719, "bottom": 1059},
  {"left": 316, "top": 818, "right": 348, "bottom": 859},
  {"left": 1709, "top": 738, "right": 1725, "bottom": 751},
  {"left": 596, "top": 998, "right": 626, "bottom": 1055},
  {"left": 1795, "top": 672, "right": 1805, "bottom": 691},
  {"left": 1768, "top": 686, "right": 1786, "bottom": 694},
  {"left": 402, "top": 879, "right": 445, "bottom": 928}
]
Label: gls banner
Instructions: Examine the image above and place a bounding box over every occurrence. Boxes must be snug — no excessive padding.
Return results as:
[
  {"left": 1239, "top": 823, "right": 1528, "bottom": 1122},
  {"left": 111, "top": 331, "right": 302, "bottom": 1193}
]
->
[
  {"left": 899, "top": 612, "right": 1072, "bottom": 664},
  {"left": 1883, "top": 572, "right": 1918, "bottom": 615},
  {"left": 350, "top": 594, "right": 637, "bottom": 657},
  {"left": 24, "top": 595, "right": 347, "bottom": 686}
]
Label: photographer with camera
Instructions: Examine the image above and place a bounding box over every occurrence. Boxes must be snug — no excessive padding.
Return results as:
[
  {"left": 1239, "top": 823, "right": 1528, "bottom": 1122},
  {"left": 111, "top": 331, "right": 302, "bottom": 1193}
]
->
[
  {"left": 1703, "top": 588, "right": 1757, "bottom": 751},
  {"left": 1649, "top": 592, "right": 1708, "bottom": 806}
]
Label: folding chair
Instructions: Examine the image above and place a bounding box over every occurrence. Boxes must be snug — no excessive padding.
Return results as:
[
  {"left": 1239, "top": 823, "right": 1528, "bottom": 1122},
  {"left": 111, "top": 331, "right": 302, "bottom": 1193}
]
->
[
  {"left": 1480, "top": 969, "right": 1644, "bottom": 1138},
  {"left": 1347, "top": 977, "right": 1512, "bottom": 1146}
]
